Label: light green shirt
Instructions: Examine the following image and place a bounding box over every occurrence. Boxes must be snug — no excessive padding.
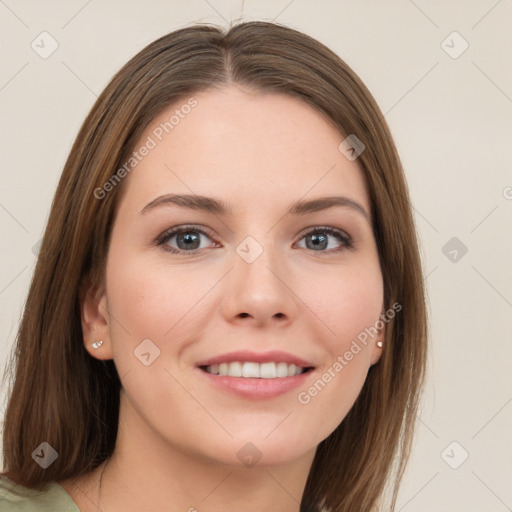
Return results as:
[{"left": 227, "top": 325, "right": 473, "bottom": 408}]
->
[{"left": 0, "top": 476, "right": 79, "bottom": 512}]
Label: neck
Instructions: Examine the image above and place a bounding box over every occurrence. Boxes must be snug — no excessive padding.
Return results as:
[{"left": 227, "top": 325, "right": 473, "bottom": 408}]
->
[{"left": 102, "top": 450, "right": 312, "bottom": 512}]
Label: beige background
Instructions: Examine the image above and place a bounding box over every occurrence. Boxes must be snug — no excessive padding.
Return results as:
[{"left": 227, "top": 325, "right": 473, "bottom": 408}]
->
[{"left": 1, "top": 1, "right": 511, "bottom": 510}]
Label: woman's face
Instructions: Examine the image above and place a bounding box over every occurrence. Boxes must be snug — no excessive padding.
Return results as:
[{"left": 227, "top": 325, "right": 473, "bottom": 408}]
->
[{"left": 88, "top": 85, "right": 384, "bottom": 468}]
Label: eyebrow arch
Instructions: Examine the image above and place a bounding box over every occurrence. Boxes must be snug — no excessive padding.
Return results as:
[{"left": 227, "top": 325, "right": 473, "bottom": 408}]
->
[{"left": 140, "top": 194, "right": 370, "bottom": 222}]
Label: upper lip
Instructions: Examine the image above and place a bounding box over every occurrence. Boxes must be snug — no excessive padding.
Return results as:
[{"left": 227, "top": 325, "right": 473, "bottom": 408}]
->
[{"left": 196, "top": 350, "right": 315, "bottom": 368}]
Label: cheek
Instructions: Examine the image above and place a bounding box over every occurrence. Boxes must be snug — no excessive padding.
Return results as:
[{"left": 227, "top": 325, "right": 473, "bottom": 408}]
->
[
  {"left": 103, "top": 255, "right": 214, "bottom": 442},
  {"left": 105, "top": 252, "right": 213, "bottom": 342},
  {"left": 299, "top": 261, "right": 383, "bottom": 353},
  {"left": 291, "top": 261, "right": 382, "bottom": 428}
]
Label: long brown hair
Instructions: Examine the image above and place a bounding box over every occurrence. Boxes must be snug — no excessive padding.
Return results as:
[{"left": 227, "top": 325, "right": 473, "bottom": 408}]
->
[{"left": 1, "top": 21, "right": 427, "bottom": 511}]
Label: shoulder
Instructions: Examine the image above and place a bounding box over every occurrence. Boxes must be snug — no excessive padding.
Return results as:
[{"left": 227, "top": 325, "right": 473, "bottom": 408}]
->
[{"left": 0, "top": 476, "right": 80, "bottom": 512}]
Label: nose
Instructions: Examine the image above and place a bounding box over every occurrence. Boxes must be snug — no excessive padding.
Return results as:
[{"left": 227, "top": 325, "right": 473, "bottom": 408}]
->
[{"left": 219, "top": 240, "right": 298, "bottom": 328}]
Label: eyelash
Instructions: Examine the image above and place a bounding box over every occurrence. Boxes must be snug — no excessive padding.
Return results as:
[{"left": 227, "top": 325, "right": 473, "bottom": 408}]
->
[{"left": 155, "top": 224, "right": 354, "bottom": 256}]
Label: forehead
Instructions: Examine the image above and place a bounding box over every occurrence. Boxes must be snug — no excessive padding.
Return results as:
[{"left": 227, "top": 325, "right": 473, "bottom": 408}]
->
[{"left": 118, "top": 85, "right": 370, "bottom": 216}]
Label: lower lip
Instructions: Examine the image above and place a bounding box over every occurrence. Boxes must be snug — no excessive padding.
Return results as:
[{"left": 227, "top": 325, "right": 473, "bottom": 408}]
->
[{"left": 196, "top": 367, "right": 314, "bottom": 399}]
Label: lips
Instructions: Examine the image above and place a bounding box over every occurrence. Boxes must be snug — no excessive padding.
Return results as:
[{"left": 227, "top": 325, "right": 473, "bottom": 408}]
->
[
  {"left": 197, "top": 364, "right": 314, "bottom": 399},
  {"left": 194, "top": 350, "right": 316, "bottom": 399}
]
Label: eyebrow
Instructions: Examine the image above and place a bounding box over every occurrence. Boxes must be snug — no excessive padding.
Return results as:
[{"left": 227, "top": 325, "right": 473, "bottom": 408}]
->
[{"left": 140, "top": 194, "right": 370, "bottom": 222}]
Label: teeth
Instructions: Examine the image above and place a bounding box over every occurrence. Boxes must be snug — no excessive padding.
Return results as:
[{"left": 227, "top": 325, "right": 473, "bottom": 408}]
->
[
  {"left": 260, "top": 362, "right": 276, "bottom": 378},
  {"left": 242, "top": 362, "right": 260, "bottom": 378},
  {"left": 204, "top": 361, "right": 307, "bottom": 378},
  {"left": 228, "top": 362, "right": 242, "bottom": 377},
  {"left": 276, "top": 362, "right": 289, "bottom": 377}
]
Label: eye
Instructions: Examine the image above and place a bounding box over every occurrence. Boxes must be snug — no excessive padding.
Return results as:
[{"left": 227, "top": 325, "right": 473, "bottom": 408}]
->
[
  {"left": 155, "top": 225, "right": 353, "bottom": 255},
  {"left": 296, "top": 226, "right": 353, "bottom": 253},
  {"left": 156, "top": 225, "right": 218, "bottom": 254}
]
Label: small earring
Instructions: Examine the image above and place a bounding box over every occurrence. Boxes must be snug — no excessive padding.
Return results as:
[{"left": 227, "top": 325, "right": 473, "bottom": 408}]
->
[
  {"left": 377, "top": 341, "right": 383, "bottom": 348},
  {"left": 92, "top": 340, "right": 104, "bottom": 349}
]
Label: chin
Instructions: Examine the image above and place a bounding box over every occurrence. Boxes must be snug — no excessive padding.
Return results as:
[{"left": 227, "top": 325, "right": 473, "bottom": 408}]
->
[{"left": 210, "top": 434, "right": 317, "bottom": 469}]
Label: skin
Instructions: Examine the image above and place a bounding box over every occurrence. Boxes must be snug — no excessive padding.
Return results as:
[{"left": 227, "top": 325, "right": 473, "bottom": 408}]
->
[{"left": 60, "top": 85, "right": 384, "bottom": 512}]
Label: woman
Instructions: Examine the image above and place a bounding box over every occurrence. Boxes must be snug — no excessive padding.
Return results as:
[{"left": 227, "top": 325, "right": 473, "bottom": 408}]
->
[{"left": 0, "top": 20, "right": 427, "bottom": 512}]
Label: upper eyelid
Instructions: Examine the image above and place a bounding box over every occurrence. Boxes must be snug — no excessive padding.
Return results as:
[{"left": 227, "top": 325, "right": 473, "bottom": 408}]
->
[{"left": 157, "top": 224, "right": 215, "bottom": 242}]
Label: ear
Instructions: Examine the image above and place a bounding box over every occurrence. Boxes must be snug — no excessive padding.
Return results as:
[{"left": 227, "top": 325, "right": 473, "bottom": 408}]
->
[
  {"left": 369, "top": 308, "right": 386, "bottom": 366},
  {"left": 80, "top": 274, "right": 114, "bottom": 360}
]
